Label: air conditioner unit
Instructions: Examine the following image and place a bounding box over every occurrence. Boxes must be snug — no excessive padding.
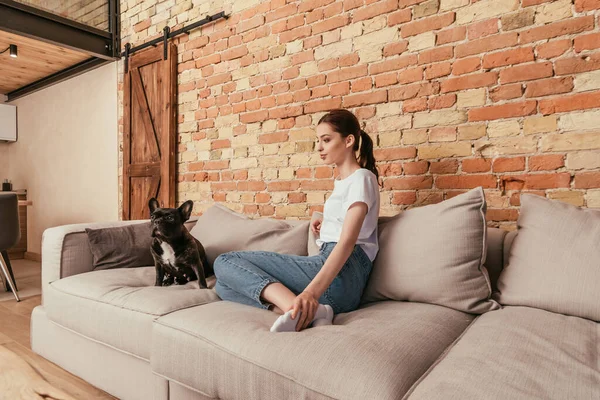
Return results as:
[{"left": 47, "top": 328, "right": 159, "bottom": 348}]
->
[{"left": 0, "top": 103, "right": 17, "bottom": 142}]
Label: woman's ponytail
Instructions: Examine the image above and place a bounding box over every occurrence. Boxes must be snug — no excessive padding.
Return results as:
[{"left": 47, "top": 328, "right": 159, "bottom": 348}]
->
[{"left": 358, "top": 129, "right": 380, "bottom": 185}]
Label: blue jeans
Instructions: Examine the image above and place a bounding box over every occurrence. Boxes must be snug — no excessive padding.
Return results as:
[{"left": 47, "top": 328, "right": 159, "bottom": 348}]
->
[{"left": 213, "top": 242, "right": 372, "bottom": 315}]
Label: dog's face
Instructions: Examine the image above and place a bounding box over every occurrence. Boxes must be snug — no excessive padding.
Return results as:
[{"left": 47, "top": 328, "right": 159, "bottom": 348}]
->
[{"left": 148, "top": 198, "right": 193, "bottom": 239}]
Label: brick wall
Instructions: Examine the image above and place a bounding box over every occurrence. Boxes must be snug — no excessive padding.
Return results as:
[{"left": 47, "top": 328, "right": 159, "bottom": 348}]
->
[
  {"left": 118, "top": 0, "right": 600, "bottom": 230},
  {"left": 17, "top": 0, "right": 108, "bottom": 30}
]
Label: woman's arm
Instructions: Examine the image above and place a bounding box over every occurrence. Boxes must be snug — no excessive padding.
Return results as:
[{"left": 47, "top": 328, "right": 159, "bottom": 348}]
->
[{"left": 304, "top": 202, "right": 368, "bottom": 299}]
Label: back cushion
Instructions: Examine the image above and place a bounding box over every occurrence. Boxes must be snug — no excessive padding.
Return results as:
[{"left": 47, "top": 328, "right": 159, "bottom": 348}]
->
[
  {"left": 495, "top": 194, "right": 600, "bottom": 322},
  {"left": 190, "top": 204, "right": 309, "bottom": 266},
  {"left": 361, "top": 188, "right": 499, "bottom": 314}
]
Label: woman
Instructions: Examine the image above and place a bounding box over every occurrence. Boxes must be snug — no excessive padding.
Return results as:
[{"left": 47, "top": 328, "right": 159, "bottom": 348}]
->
[{"left": 213, "top": 109, "right": 380, "bottom": 332}]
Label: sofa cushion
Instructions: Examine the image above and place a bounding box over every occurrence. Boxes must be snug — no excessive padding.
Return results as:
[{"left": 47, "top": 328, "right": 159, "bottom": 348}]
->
[
  {"left": 85, "top": 222, "right": 154, "bottom": 270},
  {"left": 190, "top": 203, "right": 309, "bottom": 266},
  {"left": 361, "top": 187, "right": 499, "bottom": 314},
  {"left": 495, "top": 194, "right": 600, "bottom": 322},
  {"left": 44, "top": 267, "right": 220, "bottom": 360},
  {"left": 405, "top": 306, "right": 600, "bottom": 399},
  {"left": 151, "top": 300, "right": 474, "bottom": 400}
]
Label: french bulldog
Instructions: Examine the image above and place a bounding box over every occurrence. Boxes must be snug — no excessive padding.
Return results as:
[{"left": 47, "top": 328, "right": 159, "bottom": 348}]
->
[{"left": 149, "top": 198, "right": 213, "bottom": 288}]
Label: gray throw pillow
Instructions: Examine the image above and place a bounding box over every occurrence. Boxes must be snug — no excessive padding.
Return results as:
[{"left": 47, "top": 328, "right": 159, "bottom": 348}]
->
[
  {"left": 86, "top": 222, "right": 154, "bottom": 270},
  {"left": 361, "top": 187, "right": 500, "bottom": 314},
  {"left": 495, "top": 194, "right": 600, "bottom": 322},
  {"left": 190, "top": 203, "right": 309, "bottom": 266}
]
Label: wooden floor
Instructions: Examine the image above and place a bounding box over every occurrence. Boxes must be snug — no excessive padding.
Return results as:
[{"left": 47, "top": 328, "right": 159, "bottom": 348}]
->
[{"left": 0, "top": 259, "right": 117, "bottom": 399}]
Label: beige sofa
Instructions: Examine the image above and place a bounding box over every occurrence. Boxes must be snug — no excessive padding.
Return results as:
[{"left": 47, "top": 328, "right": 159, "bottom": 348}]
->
[{"left": 31, "top": 190, "right": 600, "bottom": 400}]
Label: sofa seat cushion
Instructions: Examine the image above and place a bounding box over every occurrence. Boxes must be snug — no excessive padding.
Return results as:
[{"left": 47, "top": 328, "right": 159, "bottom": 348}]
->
[
  {"left": 405, "top": 306, "right": 600, "bottom": 399},
  {"left": 45, "top": 267, "right": 220, "bottom": 360},
  {"left": 151, "top": 300, "right": 474, "bottom": 400}
]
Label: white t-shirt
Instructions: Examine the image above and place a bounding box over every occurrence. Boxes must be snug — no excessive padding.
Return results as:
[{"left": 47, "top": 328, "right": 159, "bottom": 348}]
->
[{"left": 316, "top": 168, "right": 380, "bottom": 261}]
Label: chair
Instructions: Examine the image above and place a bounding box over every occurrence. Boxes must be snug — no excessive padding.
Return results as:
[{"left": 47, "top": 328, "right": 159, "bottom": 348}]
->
[{"left": 0, "top": 193, "right": 20, "bottom": 302}]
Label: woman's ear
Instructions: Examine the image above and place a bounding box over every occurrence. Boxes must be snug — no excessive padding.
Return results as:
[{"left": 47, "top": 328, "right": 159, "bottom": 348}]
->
[{"left": 345, "top": 134, "right": 355, "bottom": 149}]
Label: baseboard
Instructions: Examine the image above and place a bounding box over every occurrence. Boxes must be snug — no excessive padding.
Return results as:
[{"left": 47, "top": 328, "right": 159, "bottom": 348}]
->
[{"left": 24, "top": 252, "right": 42, "bottom": 262}]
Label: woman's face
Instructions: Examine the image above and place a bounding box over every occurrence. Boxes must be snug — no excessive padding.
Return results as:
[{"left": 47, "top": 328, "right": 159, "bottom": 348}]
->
[{"left": 316, "top": 123, "right": 350, "bottom": 165}]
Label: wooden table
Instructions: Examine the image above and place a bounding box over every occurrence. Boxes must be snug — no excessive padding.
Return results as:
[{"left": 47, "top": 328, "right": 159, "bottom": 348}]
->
[{"left": 17, "top": 201, "right": 32, "bottom": 206}]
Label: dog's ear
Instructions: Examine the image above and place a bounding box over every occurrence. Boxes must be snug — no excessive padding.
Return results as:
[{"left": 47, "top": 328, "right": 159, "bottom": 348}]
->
[
  {"left": 178, "top": 200, "right": 193, "bottom": 222},
  {"left": 149, "top": 198, "right": 159, "bottom": 213}
]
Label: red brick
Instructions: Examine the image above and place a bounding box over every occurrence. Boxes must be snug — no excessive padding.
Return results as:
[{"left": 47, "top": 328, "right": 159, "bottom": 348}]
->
[
  {"left": 296, "top": 168, "right": 312, "bottom": 179},
  {"left": 255, "top": 193, "right": 271, "bottom": 203},
  {"left": 301, "top": 180, "right": 335, "bottom": 190},
  {"left": 523, "top": 0, "right": 553, "bottom": 6},
  {"left": 267, "top": 181, "right": 301, "bottom": 191},
  {"left": 134, "top": 19, "right": 150, "bottom": 32},
  {"left": 330, "top": 81, "right": 350, "bottom": 95},
  {"left": 313, "top": 15, "right": 348, "bottom": 34},
  {"left": 269, "top": 105, "right": 303, "bottom": 119},
  {"left": 380, "top": 163, "right": 404, "bottom": 177},
  {"left": 383, "top": 176, "right": 433, "bottom": 190},
  {"left": 503, "top": 173, "right": 571, "bottom": 189},
  {"left": 280, "top": 26, "right": 311, "bottom": 43},
  {"left": 375, "top": 72, "right": 398, "bottom": 88},
  {"left": 399, "top": 0, "right": 426, "bottom": 7},
  {"left": 555, "top": 53, "right": 600, "bottom": 75},
  {"left": 389, "top": 82, "right": 440, "bottom": 101},
  {"left": 240, "top": 110, "right": 268, "bottom": 123},
  {"left": 436, "top": 175, "right": 497, "bottom": 189},
  {"left": 418, "top": 46, "right": 454, "bottom": 65},
  {"left": 371, "top": 54, "right": 418, "bottom": 74},
  {"left": 339, "top": 53, "right": 360, "bottom": 67},
  {"left": 490, "top": 84, "right": 523, "bottom": 102},
  {"left": 204, "top": 160, "right": 230, "bottom": 170},
  {"left": 509, "top": 190, "right": 545, "bottom": 206},
  {"left": 529, "top": 155, "right": 564, "bottom": 171},
  {"left": 536, "top": 39, "right": 571, "bottom": 59},
  {"left": 525, "top": 77, "right": 573, "bottom": 98},
  {"left": 388, "top": 9, "right": 412, "bottom": 26},
  {"left": 468, "top": 100, "right": 537, "bottom": 122},
  {"left": 374, "top": 147, "right": 417, "bottom": 161},
  {"left": 391, "top": 192, "right": 417, "bottom": 205},
  {"left": 430, "top": 160, "right": 458, "bottom": 174},
  {"left": 499, "top": 62, "right": 553, "bottom": 84},
  {"left": 324, "top": 1, "right": 343, "bottom": 18},
  {"left": 486, "top": 209, "right": 519, "bottom": 222},
  {"left": 574, "top": 172, "right": 600, "bottom": 188},
  {"left": 441, "top": 72, "right": 498, "bottom": 93},
  {"left": 493, "top": 157, "right": 526, "bottom": 172},
  {"left": 238, "top": 15, "right": 264, "bottom": 33},
  {"left": 575, "top": 0, "right": 600, "bottom": 12},
  {"left": 351, "top": 77, "right": 373, "bottom": 92},
  {"left": 311, "top": 86, "right": 329, "bottom": 98},
  {"left": 401, "top": 12, "right": 455, "bottom": 37},
  {"left": 403, "top": 97, "right": 428, "bottom": 112},
  {"left": 383, "top": 41, "right": 409, "bottom": 57},
  {"left": 403, "top": 161, "right": 429, "bottom": 175},
  {"left": 437, "top": 26, "right": 466, "bottom": 45},
  {"left": 222, "top": 45, "right": 248, "bottom": 61},
  {"left": 425, "top": 62, "right": 452, "bottom": 79},
  {"left": 315, "top": 166, "right": 333, "bottom": 179},
  {"left": 482, "top": 47, "right": 534, "bottom": 69},
  {"left": 462, "top": 158, "right": 492, "bottom": 173},
  {"left": 304, "top": 97, "right": 342, "bottom": 113},
  {"left": 211, "top": 139, "right": 230, "bottom": 150},
  {"left": 455, "top": 33, "right": 518, "bottom": 58},
  {"left": 428, "top": 94, "right": 456, "bottom": 110},
  {"left": 327, "top": 65, "right": 368, "bottom": 83},
  {"left": 574, "top": 33, "right": 600, "bottom": 53},
  {"left": 299, "top": 0, "right": 335, "bottom": 13},
  {"left": 288, "top": 192, "right": 307, "bottom": 203},
  {"left": 266, "top": 3, "right": 297, "bottom": 23},
  {"left": 343, "top": 90, "right": 387, "bottom": 107},
  {"left": 451, "top": 57, "right": 481, "bottom": 75},
  {"left": 304, "top": 36, "right": 322, "bottom": 49},
  {"left": 520, "top": 16, "right": 594, "bottom": 44},
  {"left": 398, "top": 67, "right": 423, "bottom": 84},
  {"left": 539, "top": 91, "right": 600, "bottom": 114},
  {"left": 259, "top": 131, "right": 288, "bottom": 144},
  {"left": 468, "top": 18, "right": 499, "bottom": 40},
  {"left": 354, "top": 0, "right": 398, "bottom": 22}
]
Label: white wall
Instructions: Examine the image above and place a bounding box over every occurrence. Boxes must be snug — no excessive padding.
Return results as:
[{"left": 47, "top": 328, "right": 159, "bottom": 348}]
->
[{"left": 0, "top": 63, "right": 119, "bottom": 254}]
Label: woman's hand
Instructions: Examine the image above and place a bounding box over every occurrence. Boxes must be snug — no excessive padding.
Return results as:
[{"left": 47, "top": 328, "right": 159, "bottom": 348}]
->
[
  {"left": 311, "top": 217, "right": 322, "bottom": 236},
  {"left": 290, "top": 291, "right": 319, "bottom": 332}
]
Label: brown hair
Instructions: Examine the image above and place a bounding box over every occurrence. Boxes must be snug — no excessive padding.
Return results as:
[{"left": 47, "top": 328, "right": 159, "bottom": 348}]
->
[{"left": 318, "top": 109, "right": 380, "bottom": 184}]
